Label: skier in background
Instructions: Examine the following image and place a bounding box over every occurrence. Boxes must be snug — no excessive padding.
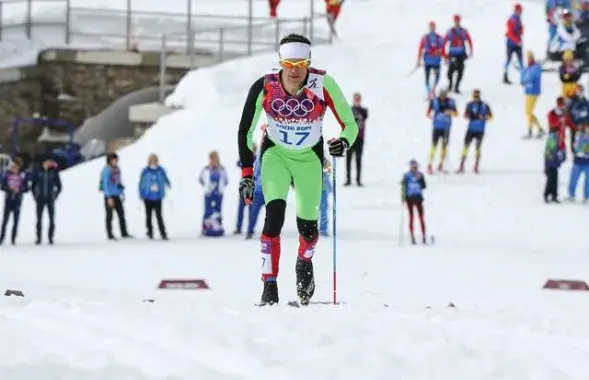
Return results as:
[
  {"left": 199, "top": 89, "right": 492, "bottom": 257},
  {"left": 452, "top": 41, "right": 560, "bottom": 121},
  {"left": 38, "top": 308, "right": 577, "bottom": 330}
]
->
[
  {"left": 504, "top": 3, "right": 524, "bottom": 84},
  {"left": 234, "top": 144, "right": 257, "bottom": 235},
  {"left": 246, "top": 144, "right": 265, "bottom": 240},
  {"left": 138, "top": 153, "right": 171, "bottom": 240},
  {"left": 346, "top": 92, "right": 368, "bottom": 186},
  {"left": 548, "top": 96, "right": 574, "bottom": 149},
  {"left": 101, "top": 153, "right": 131, "bottom": 241},
  {"left": 426, "top": 88, "right": 458, "bottom": 174},
  {"left": 520, "top": 51, "right": 544, "bottom": 138},
  {"left": 401, "top": 159, "right": 427, "bottom": 245},
  {"left": 457, "top": 89, "right": 493, "bottom": 174},
  {"left": 319, "top": 158, "right": 332, "bottom": 237},
  {"left": 416, "top": 21, "right": 445, "bottom": 99},
  {"left": 567, "top": 123, "right": 589, "bottom": 201},
  {"left": 32, "top": 157, "right": 62, "bottom": 245},
  {"left": 443, "top": 14, "right": 473, "bottom": 93},
  {"left": 0, "top": 157, "right": 27, "bottom": 245},
  {"left": 325, "top": 0, "right": 342, "bottom": 36},
  {"left": 236, "top": 34, "right": 358, "bottom": 305},
  {"left": 544, "top": 124, "right": 567, "bottom": 203},
  {"left": 549, "top": 10, "right": 581, "bottom": 60},
  {"left": 567, "top": 84, "right": 589, "bottom": 151},
  {"left": 269, "top": 0, "right": 280, "bottom": 17},
  {"left": 559, "top": 50, "right": 581, "bottom": 98},
  {"left": 199, "top": 150, "right": 228, "bottom": 237},
  {"left": 546, "top": 0, "right": 572, "bottom": 49}
]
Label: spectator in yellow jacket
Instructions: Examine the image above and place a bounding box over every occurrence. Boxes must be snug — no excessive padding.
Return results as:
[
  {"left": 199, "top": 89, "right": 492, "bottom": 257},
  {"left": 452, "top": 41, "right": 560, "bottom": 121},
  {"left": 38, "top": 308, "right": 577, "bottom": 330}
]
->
[{"left": 560, "top": 50, "right": 581, "bottom": 98}]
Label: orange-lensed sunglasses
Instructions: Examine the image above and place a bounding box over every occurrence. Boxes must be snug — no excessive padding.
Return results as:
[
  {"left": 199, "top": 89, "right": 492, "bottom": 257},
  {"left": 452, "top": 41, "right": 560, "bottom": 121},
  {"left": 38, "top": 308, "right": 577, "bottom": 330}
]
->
[{"left": 279, "top": 59, "right": 310, "bottom": 68}]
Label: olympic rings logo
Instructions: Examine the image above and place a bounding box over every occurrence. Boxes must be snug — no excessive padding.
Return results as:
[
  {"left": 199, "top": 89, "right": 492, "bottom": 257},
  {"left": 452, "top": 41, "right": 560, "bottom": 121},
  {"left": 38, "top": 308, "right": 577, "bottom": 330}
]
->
[{"left": 271, "top": 98, "right": 315, "bottom": 117}]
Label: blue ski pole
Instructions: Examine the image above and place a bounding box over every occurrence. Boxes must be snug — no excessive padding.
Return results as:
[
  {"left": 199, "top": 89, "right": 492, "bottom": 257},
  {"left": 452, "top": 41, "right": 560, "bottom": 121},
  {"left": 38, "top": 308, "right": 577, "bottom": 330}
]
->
[{"left": 332, "top": 158, "right": 337, "bottom": 305}]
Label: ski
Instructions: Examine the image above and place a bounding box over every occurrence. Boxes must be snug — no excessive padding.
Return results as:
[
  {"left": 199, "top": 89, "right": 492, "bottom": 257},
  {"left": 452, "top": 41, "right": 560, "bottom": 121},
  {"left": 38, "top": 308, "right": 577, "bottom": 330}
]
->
[{"left": 287, "top": 300, "right": 346, "bottom": 307}]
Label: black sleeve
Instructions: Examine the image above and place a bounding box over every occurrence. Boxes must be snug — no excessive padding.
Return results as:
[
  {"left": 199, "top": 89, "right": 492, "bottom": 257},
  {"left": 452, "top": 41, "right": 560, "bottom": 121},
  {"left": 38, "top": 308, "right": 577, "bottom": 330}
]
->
[
  {"left": 54, "top": 171, "right": 62, "bottom": 197},
  {"left": 238, "top": 76, "right": 264, "bottom": 171},
  {"left": 419, "top": 175, "right": 426, "bottom": 190},
  {"left": 362, "top": 107, "right": 368, "bottom": 120}
]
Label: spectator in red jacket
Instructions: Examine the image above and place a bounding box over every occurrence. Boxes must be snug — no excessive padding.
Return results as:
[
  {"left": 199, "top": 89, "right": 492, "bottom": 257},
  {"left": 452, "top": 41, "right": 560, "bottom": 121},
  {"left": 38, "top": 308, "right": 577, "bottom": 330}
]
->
[
  {"left": 503, "top": 3, "right": 524, "bottom": 84},
  {"left": 548, "top": 96, "right": 574, "bottom": 149}
]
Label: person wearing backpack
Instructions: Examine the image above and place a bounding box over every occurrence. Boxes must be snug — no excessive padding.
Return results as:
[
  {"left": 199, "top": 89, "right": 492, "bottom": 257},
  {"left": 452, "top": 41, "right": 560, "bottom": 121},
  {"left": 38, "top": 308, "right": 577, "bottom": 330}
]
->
[{"left": 138, "top": 154, "right": 171, "bottom": 240}]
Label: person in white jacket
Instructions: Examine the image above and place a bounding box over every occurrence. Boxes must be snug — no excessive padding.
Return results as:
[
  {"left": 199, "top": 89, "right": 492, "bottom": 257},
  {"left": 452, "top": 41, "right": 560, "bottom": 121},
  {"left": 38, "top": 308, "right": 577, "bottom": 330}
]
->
[
  {"left": 199, "top": 151, "right": 228, "bottom": 237},
  {"left": 549, "top": 9, "right": 582, "bottom": 57}
]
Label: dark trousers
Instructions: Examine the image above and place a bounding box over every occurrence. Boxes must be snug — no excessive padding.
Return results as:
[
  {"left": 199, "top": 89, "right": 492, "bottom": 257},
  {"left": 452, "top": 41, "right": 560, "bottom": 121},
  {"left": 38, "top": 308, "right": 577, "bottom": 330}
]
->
[
  {"left": 1, "top": 200, "right": 21, "bottom": 243},
  {"left": 544, "top": 167, "right": 559, "bottom": 200},
  {"left": 346, "top": 138, "right": 364, "bottom": 183},
  {"left": 447, "top": 53, "right": 467, "bottom": 91},
  {"left": 36, "top": 200, "right": 55, "bottom": 241},
  {"left": 105, "top": 196, "right": 128, "bottom": 238},
  {"left": 144, "top": 199, "right": 166, "bottom": 238}
]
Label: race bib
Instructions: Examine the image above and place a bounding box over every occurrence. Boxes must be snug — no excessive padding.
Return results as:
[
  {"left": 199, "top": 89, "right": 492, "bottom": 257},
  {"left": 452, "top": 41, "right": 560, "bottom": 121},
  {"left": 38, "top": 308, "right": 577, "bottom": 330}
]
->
[
  {"left": 266, "top": 118, "right": 323, "bottom": 149},
  {"left": 150, "top": 184, "right": 159, "bottom": 192}
]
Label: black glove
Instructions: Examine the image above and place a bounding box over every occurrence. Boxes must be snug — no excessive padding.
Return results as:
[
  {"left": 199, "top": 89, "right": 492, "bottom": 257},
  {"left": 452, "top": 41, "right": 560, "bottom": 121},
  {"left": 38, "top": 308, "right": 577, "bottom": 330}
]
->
[
  {"left": 328, "top": 138, "right": 349, "bottom": 157},
  {"left": 239, "top": 176, "right": 255, "bottom": 205}
]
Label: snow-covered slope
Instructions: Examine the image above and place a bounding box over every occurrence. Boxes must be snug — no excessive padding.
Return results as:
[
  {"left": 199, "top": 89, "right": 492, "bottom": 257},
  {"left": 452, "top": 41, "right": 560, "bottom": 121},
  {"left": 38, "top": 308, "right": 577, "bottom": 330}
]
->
[{"left": 2, "top": 0, "right": 589, "bottom": 378}]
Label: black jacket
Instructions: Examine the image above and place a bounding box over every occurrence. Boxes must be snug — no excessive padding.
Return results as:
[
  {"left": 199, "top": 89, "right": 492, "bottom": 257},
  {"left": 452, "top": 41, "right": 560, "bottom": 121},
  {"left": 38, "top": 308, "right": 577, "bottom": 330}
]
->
[{"left": 32, "top": 168, "right": 62, "bottom": 202}]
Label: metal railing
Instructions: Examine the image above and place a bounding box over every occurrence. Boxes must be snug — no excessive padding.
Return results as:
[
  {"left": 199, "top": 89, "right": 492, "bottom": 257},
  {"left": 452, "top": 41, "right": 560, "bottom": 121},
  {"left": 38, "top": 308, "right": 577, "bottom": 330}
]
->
[{"left": 0, "top": 0, "right": 333, "bottom": 57}]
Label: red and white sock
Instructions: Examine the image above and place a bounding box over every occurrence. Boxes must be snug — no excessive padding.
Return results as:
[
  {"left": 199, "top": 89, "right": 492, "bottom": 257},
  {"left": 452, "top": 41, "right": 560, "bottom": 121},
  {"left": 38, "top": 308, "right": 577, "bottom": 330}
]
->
[
  {"left": 297, "top": 234, "right": 318, "bottom": 262},
  {"left": 261, "top": 234, "right": 281, "bottom": 281}
]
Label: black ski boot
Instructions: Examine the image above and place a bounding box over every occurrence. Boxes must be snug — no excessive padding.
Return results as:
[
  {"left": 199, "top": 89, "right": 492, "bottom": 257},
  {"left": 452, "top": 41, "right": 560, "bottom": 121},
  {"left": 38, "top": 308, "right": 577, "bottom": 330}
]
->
[
  {"left": 259, "top": 280, "right": 279, "bottom": 306},
  {"left": 296, "top": 257, "right": 315, "bottom": 305},
  {"left": 503, "top": 73, "right": 511, "bottom": 84}
]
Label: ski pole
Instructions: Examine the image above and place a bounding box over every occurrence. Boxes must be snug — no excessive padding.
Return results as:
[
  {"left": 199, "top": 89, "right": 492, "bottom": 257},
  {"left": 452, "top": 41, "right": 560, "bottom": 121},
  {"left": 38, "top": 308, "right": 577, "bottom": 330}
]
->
[{"left": 332, "top": 157, "right": 337, "bottom": 305}]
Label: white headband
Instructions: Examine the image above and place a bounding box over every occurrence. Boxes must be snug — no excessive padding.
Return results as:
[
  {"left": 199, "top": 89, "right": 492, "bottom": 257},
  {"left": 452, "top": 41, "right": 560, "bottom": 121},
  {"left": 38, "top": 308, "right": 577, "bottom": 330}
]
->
[{"left": 279, "top": 42, "right": 311, "bottom": 60}]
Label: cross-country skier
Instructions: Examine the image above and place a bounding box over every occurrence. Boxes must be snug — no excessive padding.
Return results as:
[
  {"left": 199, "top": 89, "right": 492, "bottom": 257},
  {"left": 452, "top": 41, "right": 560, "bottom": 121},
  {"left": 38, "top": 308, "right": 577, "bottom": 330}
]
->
[
  {"left": 559, "top": 50, "right": 581, "bottom": 98},
  {"left": 504, "top": 3, "right": 524, "bottom": 84},
  {"left": 548, "top": 10, "right": 581, "bottom": 60},
  {"left": 0, "top": 158, "right": 27, "bottom": 245},
  {"left": 268, "top": 0, "right": 280, "bottom": 17},
  {"left": 544, "top": 124, "right": 567, "bottom": 203},
  {"left": 401, "top": 159, "right": 427, "bottom": 245},
  {"left": 325, "top": 0, "right": 342, "bottom": 37},
  {"left": 426, "top": 88, "right": 457, "bottom": 174},
  {"left": 520, "top": 51, "right": 544, "bottom": 138},
  {"left": 567, "top": 123, "right": 589, "bottom": 201},
  {"left": 236, "top": 33, "right": 358, "bottom": 306},
  {"left": 567, "top": 84, "right": 589, "bottom": 151},
  {"left": 199, "top": 150, "right": 228, "bottom": 237},
  {"left": 443, "top": 14, "right": 473, "bottom": 93},
  {"left": 319, "top": 158, "right": 332, "bottom": 237},
  {"left": 346, "top": 92, "right": 368, "bottom": 186},
  {"left": 416, "top": 21, "right": 445, "bottom": 99},
  {"left": 457, "top": 89, "right": 493, "bottom": 174}
]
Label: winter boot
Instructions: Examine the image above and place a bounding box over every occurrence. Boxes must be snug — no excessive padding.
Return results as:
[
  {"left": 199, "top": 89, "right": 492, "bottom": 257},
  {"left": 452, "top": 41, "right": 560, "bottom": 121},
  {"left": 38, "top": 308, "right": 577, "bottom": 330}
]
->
[
  {"left": 422, "top": 236, "right": 427, "bottom": 244},
  {"left": 295, "top": 257, "right": 315, "bottom": 305},
  {"left": 437, "top": 162, "right": 444, "bottom": 172},
  {"left": 427, "top": 164, "right": 434, "bottom": 175},
  {"left": 411, "top": 234, "right": 416, "bottom": 245},
  {"left": 259, "top": 280, "right": 279, "bottom": 305},
  {"left": 245, "top": 232, "right": 254, "bottom": 240},
  {"left": 474, "top": 158, "right": 480, "bottom": 174}
]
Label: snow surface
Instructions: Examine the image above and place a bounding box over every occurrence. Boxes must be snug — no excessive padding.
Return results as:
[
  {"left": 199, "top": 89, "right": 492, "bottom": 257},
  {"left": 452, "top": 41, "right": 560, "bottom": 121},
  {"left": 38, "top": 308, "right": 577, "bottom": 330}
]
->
[
  {"left": 3, "top": 0, "right": 589, "bottom": 378},
  {"left": 0, "top": 0, "right": 328, "bottom": 69}
]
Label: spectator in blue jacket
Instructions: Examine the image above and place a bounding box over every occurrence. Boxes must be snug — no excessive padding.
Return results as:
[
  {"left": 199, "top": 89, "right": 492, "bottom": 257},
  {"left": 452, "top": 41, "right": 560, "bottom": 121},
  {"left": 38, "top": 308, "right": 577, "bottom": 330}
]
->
[
  {"left": 246, "top": 147, "right": 265, "bottom": 239},
  {"left": 234, "top": 144, "right": 257, "bottom": 235},
  {"left": 319, "top": 159, "right": 333, "bottom": 236},
  {"left": 567, "top": 124, "right": 589, "bottom": 201},
  {"left": 101, "top": 153, "right": 131, "bottom": 240},
  {"left": 544, "top": 126, "right": 567, "bottom": 203},
  {"left": 31, "top": 157, "right": 61, "bottom": 244},
  {"left": 0, "top": 157, "right": 27, "bottom": 245},
  {"left": 139, "top": 153, "right": 171, "bottom": 240}
]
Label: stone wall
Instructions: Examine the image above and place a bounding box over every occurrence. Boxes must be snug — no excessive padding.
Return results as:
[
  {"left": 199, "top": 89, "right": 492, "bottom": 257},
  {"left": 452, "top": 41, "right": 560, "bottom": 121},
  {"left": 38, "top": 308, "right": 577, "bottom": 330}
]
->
[{"left": 0, "top": 48, "right": 238, "bottom": 153}]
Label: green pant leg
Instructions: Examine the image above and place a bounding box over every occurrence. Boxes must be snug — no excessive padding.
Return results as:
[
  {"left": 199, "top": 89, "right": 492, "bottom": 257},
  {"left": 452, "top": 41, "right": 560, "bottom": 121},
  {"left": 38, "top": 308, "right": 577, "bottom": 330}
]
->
[
  {"left": 287, "top": 150, "right": 323, "bottom": 220},
  {"left": 261, "top": 146, "right": 291, "bottom": 204}
]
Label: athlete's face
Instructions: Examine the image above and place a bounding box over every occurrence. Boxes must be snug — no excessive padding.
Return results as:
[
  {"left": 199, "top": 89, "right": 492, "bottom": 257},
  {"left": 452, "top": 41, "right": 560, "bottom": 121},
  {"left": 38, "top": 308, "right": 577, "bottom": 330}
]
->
[{"left": 280, "top": 58, "right": 309, "bottom": 88}]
